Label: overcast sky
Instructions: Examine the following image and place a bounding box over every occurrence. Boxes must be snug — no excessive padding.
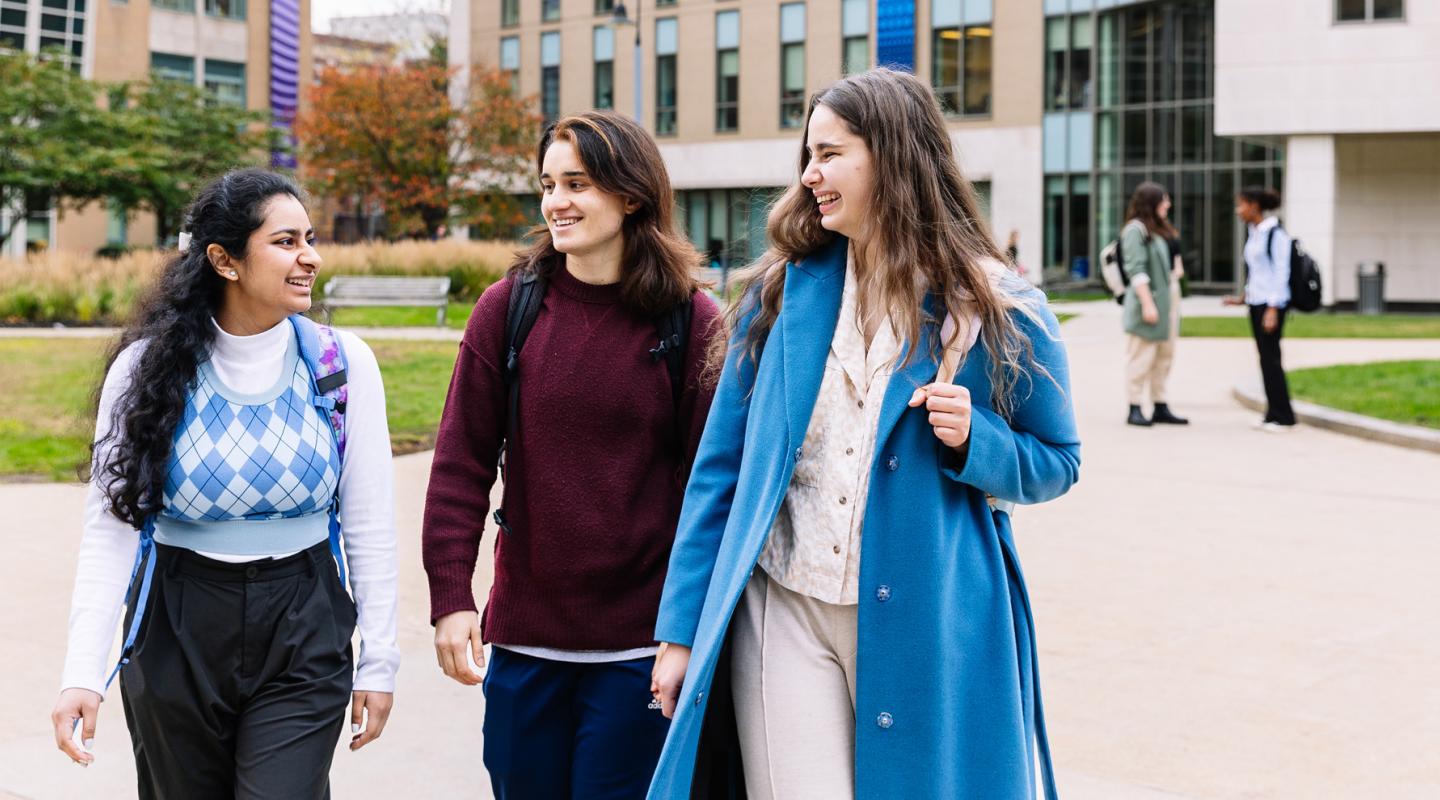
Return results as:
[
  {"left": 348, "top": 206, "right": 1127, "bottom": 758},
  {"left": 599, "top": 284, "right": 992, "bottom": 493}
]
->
[{"left": 311, "top": 0, "right": 448, "bottom": 34}]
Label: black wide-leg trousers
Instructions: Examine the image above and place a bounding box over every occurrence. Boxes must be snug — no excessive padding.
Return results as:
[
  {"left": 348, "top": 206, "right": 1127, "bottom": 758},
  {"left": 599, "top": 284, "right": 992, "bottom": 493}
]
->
[
  {"left": 119, "top": 540, "right": 356, "bottom": 800},
  {"left": 1247, "top": 303, "right": 1297, "bottom": 425}
]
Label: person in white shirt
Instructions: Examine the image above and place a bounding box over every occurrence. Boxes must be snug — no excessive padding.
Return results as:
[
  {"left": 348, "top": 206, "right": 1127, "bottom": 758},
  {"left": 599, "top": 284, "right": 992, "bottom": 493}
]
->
[
  {"left": 49, "top": 169, "right": 399, "bottom": 798},
  {"left": 1224, "top": 186, "right": 1296, "bottom": 431}
]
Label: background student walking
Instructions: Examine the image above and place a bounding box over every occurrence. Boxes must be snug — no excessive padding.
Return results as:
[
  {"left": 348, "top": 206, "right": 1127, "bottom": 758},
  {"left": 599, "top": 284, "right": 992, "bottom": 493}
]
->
[
  {"left": 1120, "top": 182, "right": 1188, "bottom": 427},
  {"left": 422, "top": 110, "right": 720, "bottom": 800},
  {"left": 1225, "top": 187, "right": 1296, "bottom": 431}
]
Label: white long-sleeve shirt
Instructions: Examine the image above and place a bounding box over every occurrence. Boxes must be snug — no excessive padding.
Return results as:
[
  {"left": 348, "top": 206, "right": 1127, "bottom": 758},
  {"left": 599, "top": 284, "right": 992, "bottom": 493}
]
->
[
  {"left": 62, "top": 318, "right": 400, "bottom": 697},
  {"left": 1244, "top": 215, "right": 1291, "bottom": 308}
]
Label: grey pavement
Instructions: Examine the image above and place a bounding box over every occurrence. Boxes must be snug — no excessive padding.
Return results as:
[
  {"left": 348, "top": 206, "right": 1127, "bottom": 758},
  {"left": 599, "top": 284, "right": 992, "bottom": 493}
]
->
[{"left": 2, "top": 299, "right": 1438, "bottom": 798}]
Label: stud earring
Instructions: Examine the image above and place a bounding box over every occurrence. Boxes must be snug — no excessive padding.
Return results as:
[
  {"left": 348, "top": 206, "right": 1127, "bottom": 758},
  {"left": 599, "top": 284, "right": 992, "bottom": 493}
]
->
[{"left": 228, "top": 270, "right": 237, "bottom": 278}]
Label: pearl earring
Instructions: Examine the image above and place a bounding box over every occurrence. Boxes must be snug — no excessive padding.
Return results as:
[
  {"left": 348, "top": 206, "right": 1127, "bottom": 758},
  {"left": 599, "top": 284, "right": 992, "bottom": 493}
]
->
[{"left": 229, "top": 270, "right": 237, "bottom": 278}]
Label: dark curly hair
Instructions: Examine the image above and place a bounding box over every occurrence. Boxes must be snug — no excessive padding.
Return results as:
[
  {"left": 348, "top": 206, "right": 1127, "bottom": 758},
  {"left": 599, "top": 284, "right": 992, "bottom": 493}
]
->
[{"left": 93, "top": 169, "right": 304, "bottom": 529}]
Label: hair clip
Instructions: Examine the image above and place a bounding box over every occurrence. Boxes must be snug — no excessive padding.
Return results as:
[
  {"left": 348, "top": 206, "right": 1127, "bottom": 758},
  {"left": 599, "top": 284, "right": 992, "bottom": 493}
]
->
[{"left": 177, "top": 232, "right": 192, "bottom": 254}]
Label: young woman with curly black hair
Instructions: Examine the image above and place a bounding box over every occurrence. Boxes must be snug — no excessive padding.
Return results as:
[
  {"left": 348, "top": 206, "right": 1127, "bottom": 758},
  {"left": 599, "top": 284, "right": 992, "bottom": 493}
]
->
[{"left": 50, "top": 169, "right": 399, "bottom": 798}]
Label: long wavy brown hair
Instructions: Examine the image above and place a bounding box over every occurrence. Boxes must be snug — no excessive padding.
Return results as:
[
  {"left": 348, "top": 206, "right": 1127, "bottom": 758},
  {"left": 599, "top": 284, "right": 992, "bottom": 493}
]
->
[
  {"left": 1125, "top": 181, "right": 1179, "bottom": 239},
  {"left": 509, "top": 110, "right": 702, "bottom": 313},
  {"left": 724, "top": 68, "right": 1048, "bottom": 414}
]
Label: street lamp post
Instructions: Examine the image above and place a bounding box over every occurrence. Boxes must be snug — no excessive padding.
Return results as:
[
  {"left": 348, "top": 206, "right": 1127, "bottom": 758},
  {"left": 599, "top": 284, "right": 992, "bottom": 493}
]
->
[{"left": 610, "top": 2, "right": 642, "bottom": 123}]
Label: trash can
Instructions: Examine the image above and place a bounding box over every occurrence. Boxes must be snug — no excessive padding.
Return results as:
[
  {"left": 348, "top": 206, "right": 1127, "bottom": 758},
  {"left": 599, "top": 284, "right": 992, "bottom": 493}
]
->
[{"left": 1357, "top": 262, "right": 1386, "bottom": 315}]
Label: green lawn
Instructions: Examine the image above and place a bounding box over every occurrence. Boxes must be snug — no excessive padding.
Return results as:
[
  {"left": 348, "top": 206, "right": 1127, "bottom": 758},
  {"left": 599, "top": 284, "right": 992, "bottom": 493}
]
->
[
  {"left": 322, "top": 302, "right": 476, "bottom": 331},
  {"left": 1289, "top": 360, "right": 1440, "bottom": 430},
  {"left": 1055, "top": 312, "right": 1077, "bottom": 324},
  {"left": 1047, "top": 289, "right": 1115, "bottom": 303},
  {"left": 0, "top": 337, "right": 461, "bottom": 482},
  {"left": 1181, "top": 314, "right": 1440, "bottom": 339}
]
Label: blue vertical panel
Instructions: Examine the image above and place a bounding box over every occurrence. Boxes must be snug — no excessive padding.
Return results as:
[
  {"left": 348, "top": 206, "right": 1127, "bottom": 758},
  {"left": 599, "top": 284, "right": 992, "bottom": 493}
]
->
[
  {"left": 1067, "top": 110, "right": 1093, "bottom": 172},
  {"left": 876, "top": 0, "right": 915, "bottom": 72},
  {"left": 1043, "top": 112, "right": 1068, "bottom": 173},
  {"left": 270, "top": 0, "right": 301, "bottom": 169}
]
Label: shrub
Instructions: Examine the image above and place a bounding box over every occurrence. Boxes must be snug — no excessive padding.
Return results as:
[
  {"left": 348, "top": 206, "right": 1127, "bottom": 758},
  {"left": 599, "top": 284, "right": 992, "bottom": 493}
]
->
[{"left": 0, "top": 239, "right": 518, "bottom": 326}]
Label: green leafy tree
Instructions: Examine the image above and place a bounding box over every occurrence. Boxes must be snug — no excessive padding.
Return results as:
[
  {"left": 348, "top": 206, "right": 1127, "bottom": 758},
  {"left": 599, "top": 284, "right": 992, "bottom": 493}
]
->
[
  {"left": 0, "top": 52, "right": 117, "bottom": 250},
  {"left": 107, "top": 77, "right": 281, "bottom": 243}
]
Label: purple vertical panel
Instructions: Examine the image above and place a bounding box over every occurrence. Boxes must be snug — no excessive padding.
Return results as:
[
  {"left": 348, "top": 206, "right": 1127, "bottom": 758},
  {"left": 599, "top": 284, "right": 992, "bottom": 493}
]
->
[{"left": 270, "top": 0, "right": 302, "bottom": 168}]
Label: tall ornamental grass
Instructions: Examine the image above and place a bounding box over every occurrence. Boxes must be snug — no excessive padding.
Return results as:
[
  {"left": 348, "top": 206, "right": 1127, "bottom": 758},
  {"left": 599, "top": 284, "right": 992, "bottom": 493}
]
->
[{"left": 0, "top": 239, "right": 518, "bottom": 326}]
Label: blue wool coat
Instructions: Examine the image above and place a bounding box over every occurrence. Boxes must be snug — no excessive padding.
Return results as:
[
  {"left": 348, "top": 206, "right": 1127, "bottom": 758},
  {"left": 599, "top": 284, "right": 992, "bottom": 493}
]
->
[{"left": 649, "top": 236, "right": 1081, "bottom": 800}]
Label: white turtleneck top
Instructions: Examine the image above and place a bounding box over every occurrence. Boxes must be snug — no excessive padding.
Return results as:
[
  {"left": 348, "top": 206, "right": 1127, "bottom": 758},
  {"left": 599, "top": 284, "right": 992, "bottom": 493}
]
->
[{"left": 61, "top": 318, "right": 400, "bottom": 696}]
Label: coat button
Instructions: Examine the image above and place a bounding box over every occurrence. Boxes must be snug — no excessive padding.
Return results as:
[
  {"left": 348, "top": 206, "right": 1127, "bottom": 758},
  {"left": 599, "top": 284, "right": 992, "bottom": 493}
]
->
[
  {"left": 876, "top": 585, "right": 891, "bottom": 602},
  {"left": 245, "top": 566, "right": 259, "bottom": 579},
  {"left": 694, "top": 691, "right": 704, "bottom": 706},
  {"left": 795, "top": 447, "right": 802, "bottom": 460},
  {"left": 839, "top": 496, "right": 847, "bottom": 505},
  {"left": 886, "top": 455, "right": 899, "bottom": 471},
  {"left": 876, "top": 712, "right": 894, "bottom": 729}
]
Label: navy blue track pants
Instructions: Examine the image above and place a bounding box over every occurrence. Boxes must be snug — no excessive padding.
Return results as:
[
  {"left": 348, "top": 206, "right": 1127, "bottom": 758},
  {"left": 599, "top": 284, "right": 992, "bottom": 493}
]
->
[{"left": 482, "top": 646, "right": 670, "bottom": 799}]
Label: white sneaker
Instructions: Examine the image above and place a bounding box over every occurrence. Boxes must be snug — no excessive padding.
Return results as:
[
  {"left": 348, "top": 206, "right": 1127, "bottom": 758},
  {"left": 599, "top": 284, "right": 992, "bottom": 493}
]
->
[{"left": 1257, "top": 421, "right": 1296, "bottom": 433}]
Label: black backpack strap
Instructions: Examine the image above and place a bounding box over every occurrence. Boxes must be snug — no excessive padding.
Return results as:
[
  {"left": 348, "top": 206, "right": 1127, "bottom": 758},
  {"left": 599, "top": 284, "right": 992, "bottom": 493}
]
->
[
  {"left": 650, "top": 299, "right": 693, "bottom": 408},
  {"left": 1266, "top": 225, "right": 1278, "bottom": 265},
  {"left": 495, "top": 273, "right": 547, "bottom": 534}
]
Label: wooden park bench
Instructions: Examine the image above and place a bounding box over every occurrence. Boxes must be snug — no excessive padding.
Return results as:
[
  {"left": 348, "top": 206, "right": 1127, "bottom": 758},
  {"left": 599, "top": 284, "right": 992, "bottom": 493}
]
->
[{"left": 322, "top": 276, "right": 453, "bottom": 327}]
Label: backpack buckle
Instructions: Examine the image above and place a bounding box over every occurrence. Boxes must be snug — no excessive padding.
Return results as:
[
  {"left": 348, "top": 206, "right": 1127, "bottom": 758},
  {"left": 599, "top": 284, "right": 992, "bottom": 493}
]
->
[{"left": 493, "top": 508, "right": 512, "bottom": 534}]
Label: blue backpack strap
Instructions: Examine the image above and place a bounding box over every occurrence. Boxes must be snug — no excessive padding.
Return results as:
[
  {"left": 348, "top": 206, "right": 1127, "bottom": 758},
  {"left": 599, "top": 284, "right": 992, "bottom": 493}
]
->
[
  {"left": 289, "top": 314, "right": 350, "bottom": 589},
  {"left": 104, "top": 517, "right": 156, "bottom": 691}
]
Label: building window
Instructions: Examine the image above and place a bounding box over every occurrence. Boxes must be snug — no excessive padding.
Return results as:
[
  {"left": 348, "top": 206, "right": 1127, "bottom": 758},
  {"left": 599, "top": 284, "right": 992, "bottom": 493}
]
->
[
  {"left": 716, "top": 10, "right": 739, "bottom": 132},
  {"left": 1049, "top": 0, "right": 1284, "bottom": 290},
  {"left": 106, "top": 200, "right": 129, "bottom": 247},
  {"left": 0, "top": 1, "right": 25, "bottom": 52},
  {"left": 500, "top": 36, "right": 520, "bottom": 94},
  {"left": 152, "top": 0, "right": 194, "bottom": 11},
  {"left": 595, "top": 0, "right": 614, "bottom": 14},
  {"left": 151, "top": 52, "right": 196, "bottom": 84},
  {"left": 931, "top": 1, "right": 992, "bottom": 116},
  {"left": 1336, "top": 0, "right": 1403, "bottom": 22},
  {"left": 593, "top": 26, "right": 614, "bottom": 110},
  {"left": 540, "top": 31, "right": 561, "bottom": 122},
  {"left": 677, "top": 187, "right": 783, "bottom": 281},
  {"left": 205, "top": 0, "right": 245, "bottom": 20},
  {"left": 841, "top": 0, "right": 869, "bottom": 75},
  {"left": 204, "top": 59, "right": 246, "bottom": 107},
  {"left": 655, "top": 17, "right": 678, "bottom": 135},
  {"left": 20, "top": 0, "right": 88, "bottom": 69},
  {"left": 501, "top": 0, "right": 519, "bottom": 28},
  {"left": 542, "top": 0, "right": 560, "bottom": 23},
  {"left": 656, "top": 0, "right": 675, "bottom": 6},
  {"left": 779, "top": 4, "right": 805, "bottom": 129}
]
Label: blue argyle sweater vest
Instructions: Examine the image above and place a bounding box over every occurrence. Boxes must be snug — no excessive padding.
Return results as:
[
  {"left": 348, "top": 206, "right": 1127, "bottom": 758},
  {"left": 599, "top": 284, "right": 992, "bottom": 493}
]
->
[{"left": 153, "top": 331, "right": 341, "bottom": 555}]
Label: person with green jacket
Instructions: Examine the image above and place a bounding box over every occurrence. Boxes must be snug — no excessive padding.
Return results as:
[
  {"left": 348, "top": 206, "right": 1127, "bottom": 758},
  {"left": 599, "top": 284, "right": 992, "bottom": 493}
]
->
[{"left": 1121, "top": 181, "right": 1189, "bottom": 427}]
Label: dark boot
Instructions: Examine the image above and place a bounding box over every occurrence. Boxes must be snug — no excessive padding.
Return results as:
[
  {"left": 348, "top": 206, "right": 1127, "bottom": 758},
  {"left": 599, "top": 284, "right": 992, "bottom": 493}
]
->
[
  {"left": 1151, "top": 403, "right": 1190, "bottom": 425},
  {"left": 1127, "top": 405, "right": 1152, "bottom": 427}
]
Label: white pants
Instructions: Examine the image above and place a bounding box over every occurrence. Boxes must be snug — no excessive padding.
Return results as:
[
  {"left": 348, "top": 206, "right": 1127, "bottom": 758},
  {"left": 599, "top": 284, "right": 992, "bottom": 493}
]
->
[{"left": 731, "top": 569, "right": 858, "bottom": 800}]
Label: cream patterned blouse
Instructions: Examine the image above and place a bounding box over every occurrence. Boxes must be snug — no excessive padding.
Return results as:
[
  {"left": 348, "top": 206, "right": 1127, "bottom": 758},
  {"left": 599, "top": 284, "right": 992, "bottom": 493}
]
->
[{"left": 759, "top": 255, "right": 988, "bottom": 605}]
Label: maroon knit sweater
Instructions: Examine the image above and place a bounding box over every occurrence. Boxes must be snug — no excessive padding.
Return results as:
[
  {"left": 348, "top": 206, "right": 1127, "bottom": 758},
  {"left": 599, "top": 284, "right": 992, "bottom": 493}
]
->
[{"left": 421, "top": 266, "right": 720, "bottom": 649}]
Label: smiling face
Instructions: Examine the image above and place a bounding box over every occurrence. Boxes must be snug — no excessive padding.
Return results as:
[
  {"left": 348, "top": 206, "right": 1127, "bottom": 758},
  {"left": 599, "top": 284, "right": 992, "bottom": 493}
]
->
[
  {"left": 800, "top": 103, "right": 875, "bottom": 243},
  {"left": 540, "top": 137, "right": 631, "bottom": 260},
  {"left": 212, "top": 193, "right": 321, "bottom": 322}
]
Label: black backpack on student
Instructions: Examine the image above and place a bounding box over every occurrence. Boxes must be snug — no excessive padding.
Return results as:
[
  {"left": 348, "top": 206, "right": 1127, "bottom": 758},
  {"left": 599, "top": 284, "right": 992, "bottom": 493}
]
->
[
  {"left": 491, "top": 271, "right": 692, "bottom": 533},
  {"left": 1267, "top": 224, "right": 1323, "bottom": 313}
]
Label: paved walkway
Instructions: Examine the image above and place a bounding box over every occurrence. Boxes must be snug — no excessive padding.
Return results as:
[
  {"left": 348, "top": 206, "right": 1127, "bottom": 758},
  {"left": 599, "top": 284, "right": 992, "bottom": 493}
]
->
[{"left": 3, "top": 300, "right": 1437, "bottom": 798}]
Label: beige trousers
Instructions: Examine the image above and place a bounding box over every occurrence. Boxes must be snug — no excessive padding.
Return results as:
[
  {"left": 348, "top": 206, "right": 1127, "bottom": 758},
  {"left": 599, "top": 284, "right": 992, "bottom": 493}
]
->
[
  {"left": 1125, "top": 282, "right": 1181, "bottom": 406},
  {"left": 731, "top": 569, "right": 858, "bottom": 800}
]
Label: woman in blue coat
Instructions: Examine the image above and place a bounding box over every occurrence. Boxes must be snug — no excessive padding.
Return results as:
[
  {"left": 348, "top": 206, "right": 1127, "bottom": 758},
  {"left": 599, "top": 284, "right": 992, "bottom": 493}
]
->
[{"left": 648, "top": 68, "right": 1080, "bottom": 799}]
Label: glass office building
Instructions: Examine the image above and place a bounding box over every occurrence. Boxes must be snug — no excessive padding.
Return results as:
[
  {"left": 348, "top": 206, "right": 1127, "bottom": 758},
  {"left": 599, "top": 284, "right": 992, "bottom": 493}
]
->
[{"left": 1043, "top": 0, "right": 1284, "bottom": 289}]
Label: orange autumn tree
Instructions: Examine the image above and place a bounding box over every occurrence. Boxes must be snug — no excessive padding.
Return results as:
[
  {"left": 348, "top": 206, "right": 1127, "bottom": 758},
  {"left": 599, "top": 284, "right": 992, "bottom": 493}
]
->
[{"left": 296, "top": 62, "right": 540, "bottom": 239}]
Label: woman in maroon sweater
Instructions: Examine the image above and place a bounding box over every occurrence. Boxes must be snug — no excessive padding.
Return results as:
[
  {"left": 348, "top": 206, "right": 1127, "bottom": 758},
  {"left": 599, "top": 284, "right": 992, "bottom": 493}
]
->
[{"left": 421, "top": 110, "right": 719, "bottom": 799}]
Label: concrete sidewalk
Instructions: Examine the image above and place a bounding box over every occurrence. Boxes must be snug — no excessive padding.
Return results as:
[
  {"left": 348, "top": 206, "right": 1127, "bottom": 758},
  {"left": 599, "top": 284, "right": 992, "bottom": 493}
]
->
[{"left": 3, "top": 301, "right": 1437, "bottom": 798}]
